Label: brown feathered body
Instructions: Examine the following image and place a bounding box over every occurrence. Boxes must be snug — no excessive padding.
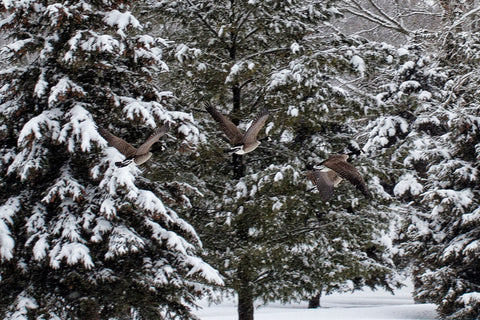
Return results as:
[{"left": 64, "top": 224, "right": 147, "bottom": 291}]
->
[
  {"left": 98, "top": 123, "right": 170, "bottom": 167},
  {"left": 307, "top": 154, "right": 371, "bottom": 201},
  {"left": 205, "top": 103, "right": 269, "bottom": 155}
]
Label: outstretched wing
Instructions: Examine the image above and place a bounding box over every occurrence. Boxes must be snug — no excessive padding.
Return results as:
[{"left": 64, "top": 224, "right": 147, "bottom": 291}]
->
[
  {"left": 136, "top": 123, "right": 171, "bottom": 155},
  {"left": 323, "top": 156, "right": 371, "bottom": 198},
  {"left": 98, "top": 126, "right": 137, "bottom": 158},
  {"left": 306, "top": 170, "right": 335, "bottom": 201},
  {"left": 205, "top": 102, "right": 244, "bottom": 145},
  {"left": 242, "top": 107, "right": 269, "bottom": 145}
]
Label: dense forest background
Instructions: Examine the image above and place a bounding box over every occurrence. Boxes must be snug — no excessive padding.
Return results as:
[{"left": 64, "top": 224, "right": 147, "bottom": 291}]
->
[{"left": 0, "top": 0, "right": 479, "bottom": 320}]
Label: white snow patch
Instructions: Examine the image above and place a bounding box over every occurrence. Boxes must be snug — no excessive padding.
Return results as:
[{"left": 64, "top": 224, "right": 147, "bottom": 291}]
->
[
  {"left": 418, "top": 91, "right": 432, "bottom": 100},
  {"left": 287, "top": 105, "right": 299, "bottom": 117},
  {"left": 272, "top": 200, "right": 283, "bottom": 211},
  {"left": 104, "top": 10, "right": 141, "bottom": 37},
  {"left": 33, "top": 236, "right": 49, "bottom": 261},
  {"left": 397, "top": 47, "right": 409, "bottom": 56},
  {"left": 280, "top": 129, "right": 294, "bottom": 143},
  {"left": 0, "top": 197, "right": 21, "bottom": 261},
  {"left": 48, "top": 77, "right": 85, "bottom": 106},
  {"left": 351, "top": 55, "right": 366, "bottom": 76},
  {"left": 194, "top": 282, "right": 437, "bottom": 320},
  {"left": 8, "top": 292, "right": 38, "bottom": 320},
  {"left": 457, "top": 292, "right": 480, "bottom": 305},
  {"left": 399, "top": 81, "right": 420, "bottom": 91},
  {"left": 290, "top": 42, "right": 301, "bottom": 54},
  {"left": 265, "top": 121, "right": 274, "bottom": 135},
  {"left": 186, "top": 256, "right": 224, "bottom": 285},
  {"left": 394, "top": 174, "right": 423, "bottom": 196},
  {"left": 274, "top": 171, "right": 283, "bottom": 182},
  {"left": 100, "top": 198, "right": 117, "bottom": 219},
  {"left": 18, "top": 109, "right": 62, "bottom": 146},
  {"left": 50, "top": 242, "right": 94, "bottom": 269}
]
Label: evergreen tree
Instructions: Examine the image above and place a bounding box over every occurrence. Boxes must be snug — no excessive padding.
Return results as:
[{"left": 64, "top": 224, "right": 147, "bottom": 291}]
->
[
  {"left": 148, "top": 1, "right": 403, "bottom": 319},
  {"left": 362, "top": 2, "right": 480, "bottom": 317},
  {"left": 0, "top": 1, "right": 222, "bottom": 319}
]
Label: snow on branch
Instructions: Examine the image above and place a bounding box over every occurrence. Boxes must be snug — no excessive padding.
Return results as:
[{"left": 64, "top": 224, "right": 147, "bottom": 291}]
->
[
  {"left": 340, "top": 0, "right": 411, "bottom": 34},
  {"left": 99, "top": 198, "right": 117, "bottom": 219},
  {"left": 59, "top": 104, "right": 106, "bottom": 152},
  {"left": 32, "top": 236, "right": 49, "bottom": 261},
  {"left": 134, "top": 36, "right": 169, "bottom": 70},
  {"left": 105, "top": 226, "right": 145, "bottom": 259},
  {"left": 394, "top": 173, "right": 423, "bottom": 197},
  {"left": 121, "top": 97, "right": 168, "bottom": 128},
  {"left": 0, "top": 197, "right": 21, "bottom": 261},
  {"left": 0, "top": 38, "right": 34, "bottom": 57},
  {"left": 48, "top": 77, "right": 85, "bottom": 107},
  {"left": 448, "top": 6, "right": 480, "bottom": 31},
  {"left": 64, "top": 30, "right": 124, "bottom": 62},
  {"left": 185, "top": 256, "right": 224, "bottom": 285},
  {"left": 96, "top": 149, "right": 139, "bottom": 195},
  {"left": 132, "top": 189, "right": 168, "bottom": 219},
  {"left": 146, "top": 219, "right": 193, "bottom": 255},
  {"left": 18, "top": 109, "right": 62, "bottom": 147},
  {"left": 103, "top": 10, "right": 141, "bottom": 38},
  {"left": 4, "top": 291, "right": 38, "bottom": 320},
  {"left": 363, "top": 116, "right": 409, "bottom": 152},
  {"left": 34, "top": 70, "right": 48, "bottom": 98},
  {"left": 41, "top": 166, "right": 86, "bottom": 204},
  {"left": 449, "top": 290, "right": 480, "bottom": 318},
  {"left": 423, "top": 188, "right": 474, "bottom": 216},
  {"left": 427, "top": 159, "right": 479, "bottom": 184},
  {"left": 50, "top": 242, "right": 94, "bottom": 269},
  {"left": 91, "top": 217, "right": 113, "bottom": 243},
  {"left": 461, "top": 207, "right": 480, "bottom": 226},
  {"left": 7, "top": 144, "right": 48, "bottom": 181},
  {"left": 81, "top": 31, "right": 124, "bottom": 53},
  {"left": 403, "top": 137, "right": 452, "bottom": 167},
  {"left": 45, "top": 3, "right": 72, "bottom": 27},
  {"left": 145, "top": 218, "right": 224, "bottom": 285}
]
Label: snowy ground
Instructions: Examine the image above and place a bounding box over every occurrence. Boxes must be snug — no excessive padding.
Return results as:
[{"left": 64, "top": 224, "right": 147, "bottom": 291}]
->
[{"left": 194, "top": 283, "right": 438, "bottom": 320}]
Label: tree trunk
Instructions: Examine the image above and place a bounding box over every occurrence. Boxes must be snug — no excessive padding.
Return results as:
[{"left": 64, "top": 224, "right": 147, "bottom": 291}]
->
[
  {"left": 231, "top": 76, "right": 245, "bottom": 179},
  {"left": 237, "top": 252, "right": 254, "bottom": 320},
  {"left": 238, "top": 287, "right": 254, "bottom": 320},
  {"left": 308, "top": 293, "right": 321, "bottom": 309},
  {"left": 233, "top": 153, "right": 245, "bottom": 179}
]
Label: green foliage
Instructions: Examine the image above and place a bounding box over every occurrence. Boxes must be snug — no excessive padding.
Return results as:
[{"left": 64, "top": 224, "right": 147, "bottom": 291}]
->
[
  {"left": 364, "top": 25, "right": 480, "bottom": 320},
  {"left": 146, "top": 1, "right": 403, "bottom": 317},
  {"left": 0, "top": 1, "right": 221, "bottom": 319}
]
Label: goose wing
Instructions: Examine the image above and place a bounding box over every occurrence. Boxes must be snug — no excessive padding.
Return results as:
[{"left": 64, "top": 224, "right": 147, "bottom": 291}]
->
[
  {"left": 306, "top": 170, "right": 335, "bottom": 201},
  {"left": 136, "top": 123, "right": 171, "bottom": 155},
  {"left": 98, "top": 127, "right": 137, "bottom": 158},
  {"left": 205, "top": 102, "right": 244, "bottom": 145},
  {"left": 242, "top": 107, "right": 269, "bottom": 145},
  {"left": 322, "top": 155, "right": 371, "bottom": 198}
]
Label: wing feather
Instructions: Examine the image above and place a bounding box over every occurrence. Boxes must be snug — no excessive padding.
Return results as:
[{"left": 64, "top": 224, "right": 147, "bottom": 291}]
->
[
  {"left": 98, "top": 127, "right": 137, "bottom": 158},
  {"left": 306, "top": 170, "right": 335, "bottom": 201},
  {"left": 242, "top": 107, "right": 269, "bottom": 144},
  {"left": 136, "top": 123, "right": 170, "bottom": 155},
  {"left": 322, "top": 156, "right": 371, "bottom": 198},
  {"left": 205, "top": 102, "right": 244, "bottom": 145}
]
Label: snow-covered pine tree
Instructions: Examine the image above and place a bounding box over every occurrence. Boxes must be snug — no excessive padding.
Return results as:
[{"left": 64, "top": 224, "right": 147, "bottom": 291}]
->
[
  {"left": 361, "top": 3, "right": 480, "bottom": 317},
  {"left": 0, "top": 1, "right": 222, "bottom": 319},
  {"left": 147, "top": 1, "right": 403, "bottom": 319}
]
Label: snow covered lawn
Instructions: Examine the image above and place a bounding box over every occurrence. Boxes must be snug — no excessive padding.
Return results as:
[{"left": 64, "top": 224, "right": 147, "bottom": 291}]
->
[{"left": 194, "top": 284, "right": 437, "bottom": 320}]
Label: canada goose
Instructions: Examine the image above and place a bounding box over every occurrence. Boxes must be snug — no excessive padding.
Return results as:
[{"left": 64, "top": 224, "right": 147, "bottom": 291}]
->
[
  {"left": 306, "top": 154, "right": 371, "bottom": 201},
  {"left": 205, "top": 102, "right": 270, "bottom": 155},
  {"left": 98, "top": 123, "right": 170, "bottom": 167}
]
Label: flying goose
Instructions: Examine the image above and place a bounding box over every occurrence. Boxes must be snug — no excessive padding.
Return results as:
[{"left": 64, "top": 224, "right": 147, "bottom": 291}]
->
[
  {"left": 98, "top": 123, "right": 170, "bottom": 167},
  {"left": 306, "top": 154, "right": 371, "bottom": 201},
  {"left": 205, "top": 102, "right": 270, "bottom": 155}
]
